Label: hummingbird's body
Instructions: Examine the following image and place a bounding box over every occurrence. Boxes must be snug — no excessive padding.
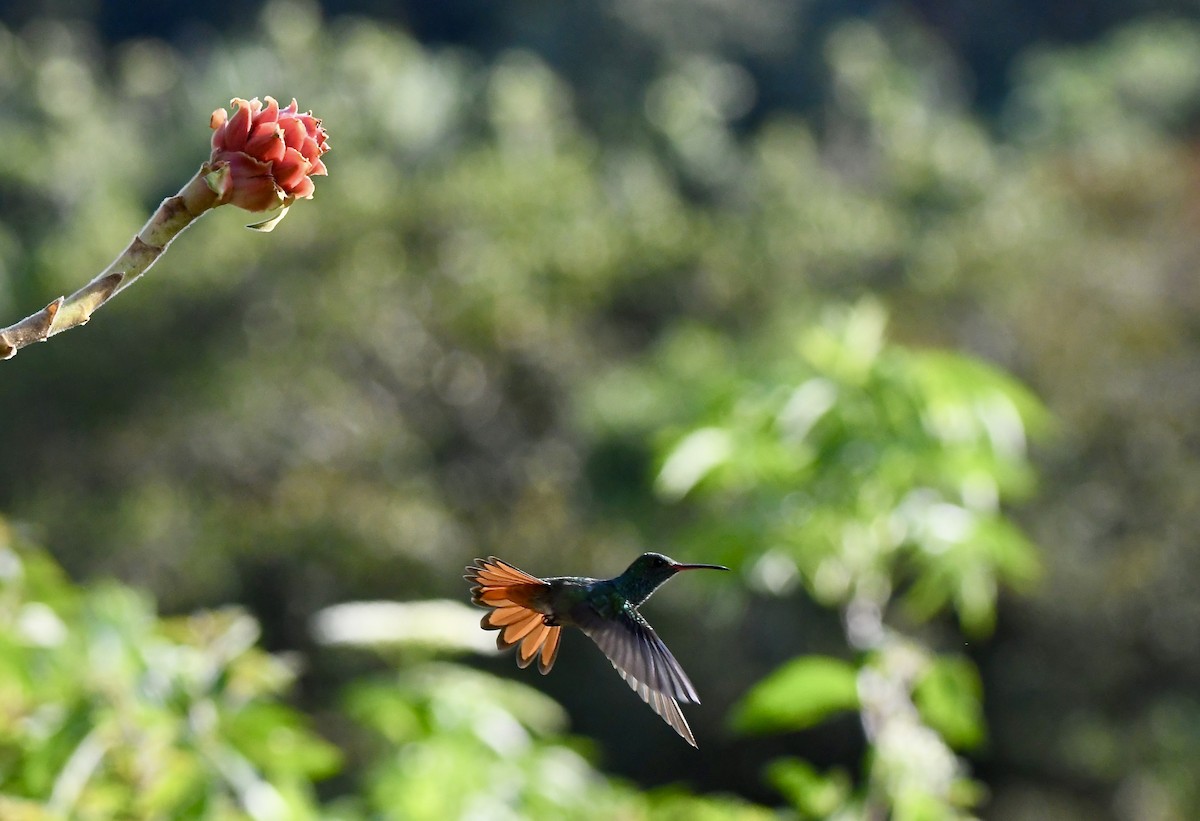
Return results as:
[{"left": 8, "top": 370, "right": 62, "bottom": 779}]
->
[{"left": 465, "top": 553, "right": 728, "bottom": 747}]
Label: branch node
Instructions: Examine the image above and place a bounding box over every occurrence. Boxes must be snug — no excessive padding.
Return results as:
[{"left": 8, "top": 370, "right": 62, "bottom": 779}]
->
[
  {"left": 44, "top": 297, "right": 62, "bottom": 321},
  {"left": 0, "top": 296, "right": 66, "bottom": 357}
]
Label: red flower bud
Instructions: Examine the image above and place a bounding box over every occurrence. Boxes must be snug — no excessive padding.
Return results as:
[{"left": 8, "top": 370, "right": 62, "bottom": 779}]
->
[{"left": 209, "top": 96, "right": 329, "bottom": 213}]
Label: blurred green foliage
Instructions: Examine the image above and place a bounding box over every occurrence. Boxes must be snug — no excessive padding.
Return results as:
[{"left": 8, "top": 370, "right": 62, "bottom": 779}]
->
[
  {"left": 335, "top": 667, "right": 636, "bottom": 820},
  {"left": 651, "top": 300, "right": 1043, "bottom": 818},
  {"left": 0, "top": 522, "right": 771, "bottom": 820},
  {"left": 647, "top": 301, "right": 1045, "bottom": 628},
  {"left": 0, "top": 520, "right": 335, "bottom": 819},
  {"left": 0, "top": 3, "right": 1198, "bottom": 819}
]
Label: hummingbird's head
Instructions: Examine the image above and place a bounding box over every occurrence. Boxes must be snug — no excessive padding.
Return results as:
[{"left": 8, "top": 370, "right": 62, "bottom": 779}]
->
[{"left": 618, "top": 553, "right": 729, "bottom": 603}]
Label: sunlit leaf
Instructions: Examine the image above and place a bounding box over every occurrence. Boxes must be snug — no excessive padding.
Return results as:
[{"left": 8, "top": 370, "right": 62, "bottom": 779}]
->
[
  {"left": 647, "top": 788, "right": 780, "bottom": 820},
  {"left": 222, "top": 702, "right": 343, "bottom": 779},
  {"left": 766, "top": 757, "right": 852, "bottom": 818},
  {"left": 913, "top": 656, "right": 986, "bottom": 751},
  {"left": 656, "top": 427, "right": 734, "bottom": 500},
  {"left": 730, "top": 655, "right": 859, "bottom": 734}
]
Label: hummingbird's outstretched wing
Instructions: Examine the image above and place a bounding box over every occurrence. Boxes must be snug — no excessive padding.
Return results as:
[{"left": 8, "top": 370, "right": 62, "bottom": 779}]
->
[
  {"left": 618, "top": 667, "right": 697, "bottom": 748},
  {"left": 575, "top": 604, "right": 701, "bottom": 704},
  {"left": 465, "top": 557, "right": 562, "bottom": 675},
  {"left": 575, "top": 604, "right": 699, "bottom": 747}
]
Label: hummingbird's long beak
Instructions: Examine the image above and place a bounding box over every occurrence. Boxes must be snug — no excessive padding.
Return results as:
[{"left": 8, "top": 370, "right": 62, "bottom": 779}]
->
[{"left": 671, "top": 562, "right": 730, "bottom": 572}]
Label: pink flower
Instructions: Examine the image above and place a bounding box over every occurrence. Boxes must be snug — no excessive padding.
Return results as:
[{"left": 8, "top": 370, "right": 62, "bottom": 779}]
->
[{"left": 209, "top": 96, "right": 329, "bottom": 212}]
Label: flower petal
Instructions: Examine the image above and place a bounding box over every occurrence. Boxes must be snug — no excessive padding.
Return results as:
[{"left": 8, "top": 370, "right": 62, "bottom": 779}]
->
[
  {"left": 245, "top": 122, "right": 286, "bottom": 163},
  {"left": 271, "top": 147, "right": 313, "bottom": 195},
  {"left": 278, "top": 117, "right": 308, "bottom": 151},
  {"left": 288, "top": 175, "right": 315, "bottom": 200},
  {"left": 258, "top": 96, "right": 281, "bottom": 123},
  {"left": 215, "top": 97, "right": 255, "bottom": 152},
  {"left": 216, "top": 152, "right": 285, "bottom": 211}
]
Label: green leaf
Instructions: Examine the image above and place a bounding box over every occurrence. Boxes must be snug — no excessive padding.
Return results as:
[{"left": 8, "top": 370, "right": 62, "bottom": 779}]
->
[
  {"left": 766, "top": 757, "right": 851, "bottom": 818},
  {"left": 343, "top": 681, "right": 424, "bottom": 743},
  {"left": 222, "top": 701, "right": 343, "bottom": 779},
  {"left": 893, "top": 787, "right": 960, "bottom": 821},
  {"left": 913, "top": 656, "right": 986, "bottom": 751},
  {"left": 646, "top": 788, "right": 780, "bottom": 820},
  {"left": 656, "top": 427, "right": 734, "bottom": 500},
  {"left": 0, "top": 795, "right": 56, "bottom": 821},
  {"left": 730, "top": 655, "right": 859, "bottom": 735}
]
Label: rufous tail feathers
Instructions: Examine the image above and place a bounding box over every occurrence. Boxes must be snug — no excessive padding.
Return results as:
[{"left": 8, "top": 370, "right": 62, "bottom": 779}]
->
[{"left": 465, "top": 557, "right": 562, "bottom": 674}]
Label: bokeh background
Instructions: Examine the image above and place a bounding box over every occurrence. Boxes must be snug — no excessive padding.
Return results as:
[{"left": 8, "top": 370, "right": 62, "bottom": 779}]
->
[{"left": 2, "top": 0, "right": 1200, "bottom": 818}]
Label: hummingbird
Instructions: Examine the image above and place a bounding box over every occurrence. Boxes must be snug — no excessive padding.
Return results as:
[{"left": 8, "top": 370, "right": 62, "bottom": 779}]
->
[{"left": 464, "top": 552, "right": 729, "bottom": 747}]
